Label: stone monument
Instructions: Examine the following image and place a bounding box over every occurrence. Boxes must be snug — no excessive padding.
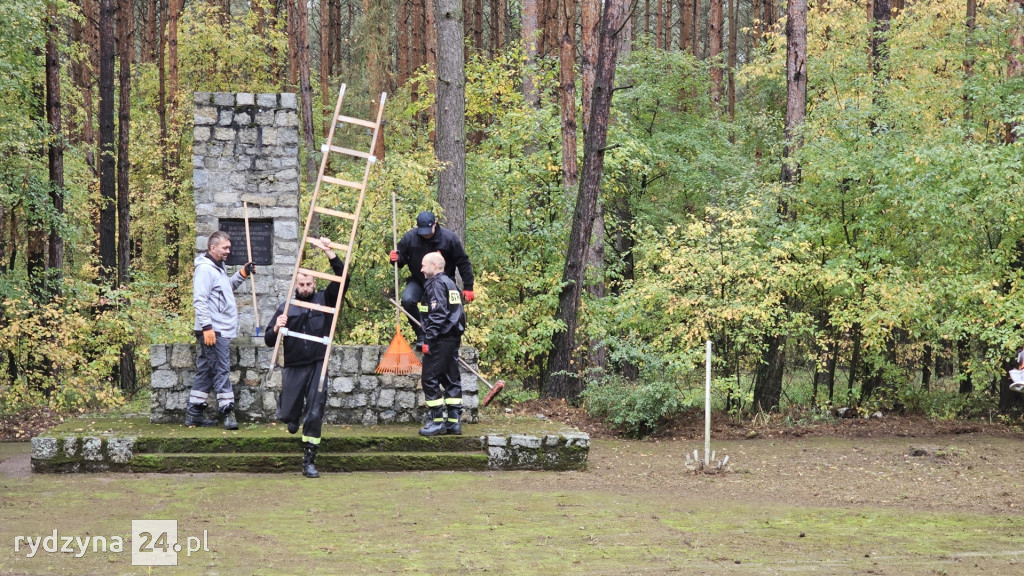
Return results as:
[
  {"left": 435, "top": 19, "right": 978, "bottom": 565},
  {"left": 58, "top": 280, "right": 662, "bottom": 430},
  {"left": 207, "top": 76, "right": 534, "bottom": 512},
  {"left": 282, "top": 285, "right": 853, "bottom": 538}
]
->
[{"left": 149, "top": 91, "right": 481, "bottom": 425}]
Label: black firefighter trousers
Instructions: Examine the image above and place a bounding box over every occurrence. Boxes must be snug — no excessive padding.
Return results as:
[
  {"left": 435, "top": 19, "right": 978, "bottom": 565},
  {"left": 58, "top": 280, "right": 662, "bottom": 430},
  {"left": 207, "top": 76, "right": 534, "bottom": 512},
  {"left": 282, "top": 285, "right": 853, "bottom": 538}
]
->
[{"left": 276, "top": 361, "right": 327, "bottom": 441}]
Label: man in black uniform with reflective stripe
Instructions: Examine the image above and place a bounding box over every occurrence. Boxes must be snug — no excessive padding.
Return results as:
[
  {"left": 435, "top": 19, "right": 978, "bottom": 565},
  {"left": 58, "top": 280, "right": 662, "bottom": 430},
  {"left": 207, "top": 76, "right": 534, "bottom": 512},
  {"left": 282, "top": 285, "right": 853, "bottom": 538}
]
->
[
  {"left": 264, "top": 237, "right": 343, "bottom": 478},
  {"left": 417, "top": 251, "right": 467, "bottom": 436}
]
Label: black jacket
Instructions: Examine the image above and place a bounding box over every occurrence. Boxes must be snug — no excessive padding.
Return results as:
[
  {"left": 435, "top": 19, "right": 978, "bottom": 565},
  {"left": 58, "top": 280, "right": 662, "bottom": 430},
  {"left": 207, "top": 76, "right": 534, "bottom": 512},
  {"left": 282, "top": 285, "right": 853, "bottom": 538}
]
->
[
  {"left": 264, "top": 256, "right": 345, "bottom": 366},
  {"left": 419, "top": 272, "right": 466, "bottom": 344},
  {"left": 395, "top": 226, "right": 473, "bottom": 290}
]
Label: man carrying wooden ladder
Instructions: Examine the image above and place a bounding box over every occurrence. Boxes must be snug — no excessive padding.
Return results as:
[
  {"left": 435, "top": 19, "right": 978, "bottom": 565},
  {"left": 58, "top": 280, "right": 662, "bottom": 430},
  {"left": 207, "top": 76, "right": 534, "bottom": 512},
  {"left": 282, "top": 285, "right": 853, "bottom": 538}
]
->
[
  {"left": 263, "top": 237, "right": 342, "bottom": 478},
  {"left": 264, "top": 84, "right": 386, "bottom": 475}
]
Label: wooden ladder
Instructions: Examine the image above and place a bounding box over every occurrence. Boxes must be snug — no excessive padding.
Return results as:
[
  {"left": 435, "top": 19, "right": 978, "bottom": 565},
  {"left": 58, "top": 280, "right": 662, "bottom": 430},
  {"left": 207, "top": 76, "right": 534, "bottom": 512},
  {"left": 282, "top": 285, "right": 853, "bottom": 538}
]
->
[{"left": 267, "top": 84, "right": 386, "bottom": 388}]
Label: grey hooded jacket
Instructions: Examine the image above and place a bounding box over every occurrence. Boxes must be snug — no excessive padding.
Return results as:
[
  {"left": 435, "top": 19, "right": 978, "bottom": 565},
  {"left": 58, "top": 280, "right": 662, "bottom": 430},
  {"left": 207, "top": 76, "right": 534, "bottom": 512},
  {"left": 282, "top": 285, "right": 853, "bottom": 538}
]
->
[{"left": 193, "top": 253, "right": 246, "bottom": 338}]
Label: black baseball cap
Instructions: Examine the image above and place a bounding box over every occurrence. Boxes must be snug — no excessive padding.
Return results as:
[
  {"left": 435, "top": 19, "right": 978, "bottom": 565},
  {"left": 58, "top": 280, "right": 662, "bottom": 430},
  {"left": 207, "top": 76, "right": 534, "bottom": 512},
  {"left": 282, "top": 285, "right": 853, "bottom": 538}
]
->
[{"left": 416, "top": 211, "right": 436, "bottom": 235}]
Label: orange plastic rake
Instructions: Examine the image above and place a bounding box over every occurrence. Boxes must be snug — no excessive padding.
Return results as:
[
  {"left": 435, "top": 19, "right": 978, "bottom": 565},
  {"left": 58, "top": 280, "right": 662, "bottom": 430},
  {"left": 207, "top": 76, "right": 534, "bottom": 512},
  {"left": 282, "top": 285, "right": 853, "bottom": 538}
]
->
[{"left": 375, "top": 187, "right": 422, "bottom": 375}]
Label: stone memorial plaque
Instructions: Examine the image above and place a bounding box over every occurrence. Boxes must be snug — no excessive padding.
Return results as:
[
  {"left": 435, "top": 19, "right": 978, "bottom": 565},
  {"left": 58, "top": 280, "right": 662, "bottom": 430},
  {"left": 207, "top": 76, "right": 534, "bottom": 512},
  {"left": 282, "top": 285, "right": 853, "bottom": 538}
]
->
[{"left": 219, "top": 219, "right": 273, "bottom": 265}]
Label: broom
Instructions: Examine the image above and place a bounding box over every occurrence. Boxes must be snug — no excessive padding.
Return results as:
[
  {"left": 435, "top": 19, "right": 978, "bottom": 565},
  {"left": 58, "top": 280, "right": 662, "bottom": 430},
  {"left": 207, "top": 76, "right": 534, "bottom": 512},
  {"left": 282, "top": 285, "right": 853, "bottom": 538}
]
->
[{"left": 376, "top": 188, "right": 422, "bottom": 374}]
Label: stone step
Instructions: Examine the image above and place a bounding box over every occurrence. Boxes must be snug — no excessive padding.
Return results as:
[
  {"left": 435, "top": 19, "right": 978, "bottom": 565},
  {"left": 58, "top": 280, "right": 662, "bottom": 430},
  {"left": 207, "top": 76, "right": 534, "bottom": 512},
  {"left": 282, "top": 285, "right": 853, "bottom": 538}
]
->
[
  {"left": 134, "top": 434, "right": 483, "bottom": 455},
  {"left": 127, "top": 451, "right": 489, "bottom": 473},
  {"left": 31, "top": 417, "right": 590, "bottom": 473}
]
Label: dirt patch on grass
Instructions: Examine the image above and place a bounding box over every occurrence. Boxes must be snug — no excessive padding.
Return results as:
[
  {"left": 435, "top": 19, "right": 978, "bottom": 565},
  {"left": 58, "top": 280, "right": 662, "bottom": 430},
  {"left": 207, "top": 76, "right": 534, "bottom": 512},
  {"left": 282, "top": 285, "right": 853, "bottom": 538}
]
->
[
  {"left": 508, "top": 399, "right": 1023, "bottom": 442},
  {"left": 0, "top": 407, "right": 63, "bottom": 442}
]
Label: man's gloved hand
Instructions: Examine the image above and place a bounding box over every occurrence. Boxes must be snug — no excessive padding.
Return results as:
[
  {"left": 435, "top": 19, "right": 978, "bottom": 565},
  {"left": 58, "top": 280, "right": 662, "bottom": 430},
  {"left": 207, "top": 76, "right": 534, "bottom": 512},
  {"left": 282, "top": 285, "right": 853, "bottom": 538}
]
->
[
  {"left": 462, "top": 290, "right": 475, "bottom": 303},
  {"left": 241, "top": 261, "right": 255, "bottom": 278},
  {"left": 389, "top": 250, "right": 399, "bottom": 263},
  {"left": 421, "top": 343, "right": 430, "bottom": 355},
  {"left": 203, "top": 329, "right": 216, "bottom": 346}
]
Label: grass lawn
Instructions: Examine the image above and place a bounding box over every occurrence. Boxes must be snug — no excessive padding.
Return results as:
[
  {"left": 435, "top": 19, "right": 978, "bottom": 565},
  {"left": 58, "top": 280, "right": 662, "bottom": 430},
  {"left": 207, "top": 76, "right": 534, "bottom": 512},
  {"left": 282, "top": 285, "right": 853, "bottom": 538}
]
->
[{"left": 4, "top": 431, "right": 1024, "bottom": 575}]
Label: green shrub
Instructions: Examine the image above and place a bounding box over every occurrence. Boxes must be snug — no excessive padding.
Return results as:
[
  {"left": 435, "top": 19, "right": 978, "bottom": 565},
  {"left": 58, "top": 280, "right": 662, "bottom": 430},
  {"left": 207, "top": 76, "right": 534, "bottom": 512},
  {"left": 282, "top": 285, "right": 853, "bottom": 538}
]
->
[{"left": 582, "top": 376, "right": 686, "bottom": 438}]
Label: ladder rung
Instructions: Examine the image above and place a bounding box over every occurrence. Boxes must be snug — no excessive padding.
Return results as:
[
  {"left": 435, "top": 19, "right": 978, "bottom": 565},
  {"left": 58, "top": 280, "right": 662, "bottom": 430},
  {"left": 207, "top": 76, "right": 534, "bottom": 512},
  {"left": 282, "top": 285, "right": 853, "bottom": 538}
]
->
[
  {"left": 279, "top": 327, "right": 331, "bottom": 345},
  {"left": 298, "top": 267, "right": 346, "bottom": 284},
  {"left": 320, "top": 175, "right": 364, "bottom": 191},
  {"left": 304, "top": 237, "right": 350, "bottom": 253},
  {"left": 322, "top": 144, "right": 372, "bottom": 160},
  {"left": 336, "top": 114, "right": 376, "bottom": 129},
  {"left": 290, "top": 298, "right": 337, "bottom": 314},
  {"left": 313, "top": 205, "right": 358, "bottom": 220}
]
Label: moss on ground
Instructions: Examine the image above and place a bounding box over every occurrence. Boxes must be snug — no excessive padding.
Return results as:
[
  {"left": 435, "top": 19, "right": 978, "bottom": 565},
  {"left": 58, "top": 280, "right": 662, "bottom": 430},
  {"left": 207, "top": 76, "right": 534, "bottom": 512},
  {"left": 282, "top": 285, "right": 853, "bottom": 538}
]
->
[{"left": 40, "top": 414, "right": 580, "bottom": 439}]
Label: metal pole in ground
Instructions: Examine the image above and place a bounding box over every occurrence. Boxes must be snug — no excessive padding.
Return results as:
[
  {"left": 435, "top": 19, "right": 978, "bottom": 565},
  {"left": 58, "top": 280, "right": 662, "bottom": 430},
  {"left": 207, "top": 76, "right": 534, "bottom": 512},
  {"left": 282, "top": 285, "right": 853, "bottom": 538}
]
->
[{"left": 705, "top": 340, "right": 712, "bottom": 467}]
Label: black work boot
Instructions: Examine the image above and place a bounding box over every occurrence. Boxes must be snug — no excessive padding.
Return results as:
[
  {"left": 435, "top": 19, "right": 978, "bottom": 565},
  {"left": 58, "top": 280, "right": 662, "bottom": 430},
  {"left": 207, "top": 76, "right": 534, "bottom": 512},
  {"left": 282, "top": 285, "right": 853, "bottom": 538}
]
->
[
  {"left": 184, "top": 403, "right": 217, "bottom": 427},
  {"left": 219, "top": 403, "right": 239, "bottom": 431},
  {"left": 418, "top": 407, "right": 446, "bottom": 437},
  {"left": 302, "top": 441, "right": 320, "bottom": 478},
  {"left": 445, "top": 406, "right": 463, "bottom": 435}
]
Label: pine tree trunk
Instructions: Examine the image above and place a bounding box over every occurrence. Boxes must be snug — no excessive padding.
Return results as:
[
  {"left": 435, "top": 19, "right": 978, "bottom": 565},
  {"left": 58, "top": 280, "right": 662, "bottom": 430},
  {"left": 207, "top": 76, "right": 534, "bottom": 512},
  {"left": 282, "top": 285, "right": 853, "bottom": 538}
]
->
[
  {"left": 543, "top": 0, "right": 559, "bottom": 58},
  {"left": 397, "top": 0, "right": 410, "bottom": 84},
  {"left": 117, "top": 0, "right": 132, "bottom": 287},
  {"left": 286, "top": 0, "right": 298, "bottom": 90},
  {"left": 489, "top": 0, "right": 500, "bottom": 55},
  {"left": 558, "top": 0, "right": 578, "bottom": 189},
  {"left": 117, "top": 0, "right": 138, "bottom": 393},
  {"left": 680, "top": 0, "right": 692, "bottom": 54},
  {"left": 98, "top": 0, "right": 117, "bottom": 279},
  {"left": 691, "top": 0, "right": 700, "bottom": 57},
  {"left": 434, "top": 0, "right": 467, "bottom": 242},
  {"left": 546, "top": 0, "right": 629, "bottom": 401},
  {"left": 412, "top": 0, "right": 424, "bottom": 73},
  {"left": 752, "top": 0, "right": 761, "bottom": 43},
  {"left": 167, "top": 0, "right": 181, "bottom": 112},
  {"left": 473, "top": 0, "right": 483, "bottom": 52},
  {"left": 144, "top": 0, "right": 158, "bottom": 63},
  {"left": 425, "top": 0, "right": 438, "bottom": 135},
  {"left": 580, "top": 0, "right": 599, "bottom": 132},
  {"left": 46, "top": 0, "right": 65, "bottom": 283},
  {"left": 708, "top": 0, "right": 723, "bottom": 105},
  {"left": 296, "top": 0, "right": 317, "bottom": 184},
  {"left": 320, "top": 0, "right": 331, "bottom": 135}
]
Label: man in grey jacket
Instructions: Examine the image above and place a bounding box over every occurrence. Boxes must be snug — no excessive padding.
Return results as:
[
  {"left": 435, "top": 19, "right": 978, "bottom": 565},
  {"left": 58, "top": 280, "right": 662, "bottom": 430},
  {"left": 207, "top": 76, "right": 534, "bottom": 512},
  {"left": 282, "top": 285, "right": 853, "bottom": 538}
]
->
[{"left": 186, "top": 230, "right": 254, "bottom": 429}]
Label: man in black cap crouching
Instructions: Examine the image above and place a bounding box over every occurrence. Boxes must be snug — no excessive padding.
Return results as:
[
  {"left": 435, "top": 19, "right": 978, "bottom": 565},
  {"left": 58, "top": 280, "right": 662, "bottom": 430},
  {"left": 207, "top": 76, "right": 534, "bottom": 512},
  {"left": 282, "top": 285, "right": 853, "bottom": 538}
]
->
[{"left": 389, "top": 211, "right": 474, "bottom": 349}]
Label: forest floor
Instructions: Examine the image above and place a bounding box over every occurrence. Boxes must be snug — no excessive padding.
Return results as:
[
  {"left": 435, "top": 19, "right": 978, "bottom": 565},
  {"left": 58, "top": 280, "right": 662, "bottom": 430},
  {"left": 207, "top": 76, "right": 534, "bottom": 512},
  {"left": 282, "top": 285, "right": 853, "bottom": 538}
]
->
[{"left": 3, "top": 401, "right": 1024, "bottom": 575}]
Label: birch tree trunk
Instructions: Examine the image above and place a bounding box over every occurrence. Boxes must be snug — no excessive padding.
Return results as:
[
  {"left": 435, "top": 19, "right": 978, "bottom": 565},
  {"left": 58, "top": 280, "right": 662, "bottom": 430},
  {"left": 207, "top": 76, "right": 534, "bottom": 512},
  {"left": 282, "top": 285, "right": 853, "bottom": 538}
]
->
[
  {"left": 435, "top": 0, "right": 467, "bottom": 241},
  {"left": 780, "top": 0, "right": 806, "bottom": 186},
  {"left": 522, "top": 0, "right": 540, "bottom": 107}
]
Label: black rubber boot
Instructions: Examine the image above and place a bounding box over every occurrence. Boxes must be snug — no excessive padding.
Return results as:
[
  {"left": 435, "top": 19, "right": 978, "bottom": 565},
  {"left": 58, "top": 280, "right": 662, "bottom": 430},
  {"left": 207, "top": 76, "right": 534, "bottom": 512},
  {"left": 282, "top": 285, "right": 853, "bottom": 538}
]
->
[
  {"left": 418, "top": 407, "right": 446, "bottom": 437},
  {"left": 445, "top": 406, "right": 463, "bottom": 435},
  {"left": 184, "top": 403, "right": 217, "bottom": 427},
  {"left": 302, "top": 442, "right": 320, "bottom": 478},
  {"left": 219, "top": 403, "right": 239, "bottom": 430}
]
